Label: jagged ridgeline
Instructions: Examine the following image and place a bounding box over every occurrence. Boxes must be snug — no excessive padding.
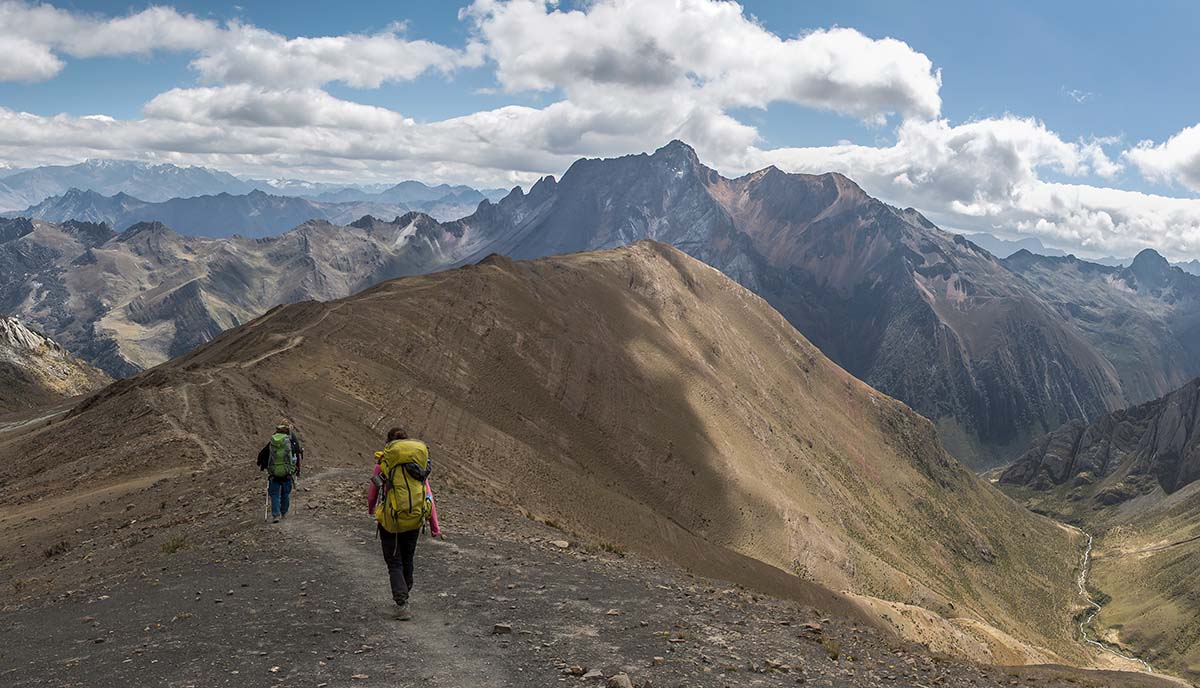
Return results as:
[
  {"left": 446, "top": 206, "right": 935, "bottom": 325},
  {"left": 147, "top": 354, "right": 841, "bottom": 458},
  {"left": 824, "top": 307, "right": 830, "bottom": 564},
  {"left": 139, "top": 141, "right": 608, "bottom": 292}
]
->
[{"left": 1, "top": 242, "right": 1087, "bottom": 667}]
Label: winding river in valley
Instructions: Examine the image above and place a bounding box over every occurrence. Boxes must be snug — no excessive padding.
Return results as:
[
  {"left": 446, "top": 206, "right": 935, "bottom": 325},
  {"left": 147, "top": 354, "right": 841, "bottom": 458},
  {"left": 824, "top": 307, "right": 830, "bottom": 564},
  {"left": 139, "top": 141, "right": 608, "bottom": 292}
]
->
[{"left": 1070, "top": 525, "right": 1155, "bottom": 673}]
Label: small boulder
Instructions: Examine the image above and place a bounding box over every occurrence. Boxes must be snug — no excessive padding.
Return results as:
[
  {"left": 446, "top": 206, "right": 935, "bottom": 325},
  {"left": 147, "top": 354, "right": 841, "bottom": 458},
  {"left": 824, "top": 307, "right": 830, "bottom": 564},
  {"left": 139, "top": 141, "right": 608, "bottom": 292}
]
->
[
  {"left": 550, "top": 540, "right": 570, "bottom": 549},
  {"left": 492, "top": 623, "right": 512, "bottom": 635},
  {"left": 606, "top": 673, "right": 634, "bottom": 688}
]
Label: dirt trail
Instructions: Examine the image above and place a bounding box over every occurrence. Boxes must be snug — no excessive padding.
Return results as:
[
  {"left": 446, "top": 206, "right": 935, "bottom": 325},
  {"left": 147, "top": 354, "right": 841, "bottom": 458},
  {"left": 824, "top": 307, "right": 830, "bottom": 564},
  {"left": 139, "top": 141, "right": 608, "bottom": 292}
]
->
[
  {"left": 285, "top": 520, "right": 503, "bottom": 687},
  {"left": 1102, "top": 532, "right": 1200, "bottom": 558},
  {"left": 289, "top": 469, "right": 504, "bottom": 686},
  {"left": 0, "top": 408, "right": 69, "bottom": 434},
  {"left": 2, "top": 474, "right": 1185, "bottom": 688}
]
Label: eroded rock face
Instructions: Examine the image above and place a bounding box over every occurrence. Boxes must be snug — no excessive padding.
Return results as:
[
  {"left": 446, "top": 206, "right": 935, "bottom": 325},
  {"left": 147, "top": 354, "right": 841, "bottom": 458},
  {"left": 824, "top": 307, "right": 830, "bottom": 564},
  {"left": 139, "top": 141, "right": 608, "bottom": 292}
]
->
[
  {"left": 0, "top": 316, "right": 110, "bottom": 412},
  {"left": 1000, "top": 378, "right": 1200, "bottom": 502}
]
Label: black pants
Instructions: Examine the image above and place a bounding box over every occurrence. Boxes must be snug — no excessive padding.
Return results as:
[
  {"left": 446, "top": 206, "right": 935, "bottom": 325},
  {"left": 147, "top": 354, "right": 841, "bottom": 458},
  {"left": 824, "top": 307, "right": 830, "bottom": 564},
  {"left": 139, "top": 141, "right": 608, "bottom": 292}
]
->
[{"left": 378, "top": 525, "right": 420, "bottom": 606}]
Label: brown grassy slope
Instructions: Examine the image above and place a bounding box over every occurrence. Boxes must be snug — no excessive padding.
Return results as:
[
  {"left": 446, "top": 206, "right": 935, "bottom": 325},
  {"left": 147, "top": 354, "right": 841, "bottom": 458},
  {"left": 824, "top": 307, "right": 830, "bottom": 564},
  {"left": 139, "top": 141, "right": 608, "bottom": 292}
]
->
[{"left": 0, "top": 241, "right": 1081, "bottom": 665}]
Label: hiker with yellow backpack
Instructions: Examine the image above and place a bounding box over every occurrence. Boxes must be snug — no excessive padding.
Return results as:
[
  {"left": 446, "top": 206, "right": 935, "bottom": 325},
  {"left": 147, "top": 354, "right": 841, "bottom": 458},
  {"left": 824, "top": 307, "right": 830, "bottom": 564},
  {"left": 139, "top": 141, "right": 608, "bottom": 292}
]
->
[{"left": 367, "top": 427, "right": 432, "bottom": 620}]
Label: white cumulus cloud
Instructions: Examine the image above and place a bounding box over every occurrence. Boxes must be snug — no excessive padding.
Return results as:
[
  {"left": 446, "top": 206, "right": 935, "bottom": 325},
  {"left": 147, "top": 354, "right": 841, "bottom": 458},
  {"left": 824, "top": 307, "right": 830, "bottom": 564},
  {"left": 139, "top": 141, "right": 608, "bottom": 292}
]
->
[
  {"left": 0, "top": 34, "right": 63, "bottom": 80},
  {"left": 190, "top": 22, "right": 483, "bottom": 88},
  {"left": 1125, "top": 123, "right": 1200, "bottom": 193},
  {"left": 464, "top": 0, "right": 942, "bottom": 124},
  {"left": 0, "top": 1, "right": 479, "bottom": 87}
]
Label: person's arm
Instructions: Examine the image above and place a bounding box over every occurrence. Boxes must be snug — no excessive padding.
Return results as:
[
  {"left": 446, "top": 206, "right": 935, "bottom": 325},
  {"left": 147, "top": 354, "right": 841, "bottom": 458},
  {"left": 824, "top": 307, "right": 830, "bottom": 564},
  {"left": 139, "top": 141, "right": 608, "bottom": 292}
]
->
[
  {"left": 426, "top": 481, "right": 441, "bottom": 537},
  {"left": 367, "top": 464, "right": 382, "bottom": 515},
  {"left": 257, "top": 444, "right": 269, "bottom": 470}
]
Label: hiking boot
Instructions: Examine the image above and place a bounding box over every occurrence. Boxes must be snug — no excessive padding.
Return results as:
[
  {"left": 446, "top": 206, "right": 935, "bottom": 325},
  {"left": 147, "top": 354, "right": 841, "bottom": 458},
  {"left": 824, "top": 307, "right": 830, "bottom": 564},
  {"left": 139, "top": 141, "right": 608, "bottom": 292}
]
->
[
  {"left": 272, "top": 515, "right": 280, "bottom": 523},
  {"left": 395, "top": 604, "right": 412, "bottom": 621}
]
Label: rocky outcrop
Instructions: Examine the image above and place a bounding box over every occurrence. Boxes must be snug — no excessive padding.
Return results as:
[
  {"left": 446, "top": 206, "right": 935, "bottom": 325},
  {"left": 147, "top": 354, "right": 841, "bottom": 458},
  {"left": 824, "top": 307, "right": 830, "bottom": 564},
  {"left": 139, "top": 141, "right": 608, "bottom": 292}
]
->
[
  {"left": 0, "top": 317, "right": 110, "bottom": 412},
  {"left": 1000, "top": 378, "right": 1200, "bottom": 502}
]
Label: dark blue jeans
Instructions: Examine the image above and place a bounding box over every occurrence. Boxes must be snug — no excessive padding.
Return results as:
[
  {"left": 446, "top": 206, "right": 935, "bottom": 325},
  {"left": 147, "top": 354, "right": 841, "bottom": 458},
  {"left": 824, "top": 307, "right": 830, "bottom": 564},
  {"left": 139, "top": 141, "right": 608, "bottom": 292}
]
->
[{"left": 268, "top": 477, "right": 293, "bottom": 517}]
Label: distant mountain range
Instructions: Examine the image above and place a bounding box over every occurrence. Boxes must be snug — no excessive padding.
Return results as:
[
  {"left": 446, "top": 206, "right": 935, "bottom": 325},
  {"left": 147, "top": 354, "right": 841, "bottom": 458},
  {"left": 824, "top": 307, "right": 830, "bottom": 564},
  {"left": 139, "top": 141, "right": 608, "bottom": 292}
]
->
[
  {"left": 958, "top": 232, "right": 1069, "bottom": 259},
  {"left": 3, "top": 184, "right": 511, "bottom": 236},
  {"left": 8, "top": 142, "right": 1200, "bottom": 470},
  {"left": 0, "top": 159, "right": 507, "bottom": 223},
  {"left": 4, "top": 188, "right": 412, "bottom": 238},
  {"left": 0, "top": 214, "right": 491, "bottom": 376},
  {"left": 0, "top": 159, "right": 255, "bottom": 208},
  {"left": 962, "top": 231, "right": 1200, "bottom": 275}
]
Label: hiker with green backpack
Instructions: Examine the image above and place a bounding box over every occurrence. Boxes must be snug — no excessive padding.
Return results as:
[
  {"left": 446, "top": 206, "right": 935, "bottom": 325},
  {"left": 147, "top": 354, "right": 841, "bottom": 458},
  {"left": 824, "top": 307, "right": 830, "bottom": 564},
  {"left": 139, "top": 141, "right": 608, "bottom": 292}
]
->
[
  {"left": 256, "top": 420, "right": 303, "bottom": 523},
  {"left": 367, "top": 426, "right": 431, "bottom": 620}
]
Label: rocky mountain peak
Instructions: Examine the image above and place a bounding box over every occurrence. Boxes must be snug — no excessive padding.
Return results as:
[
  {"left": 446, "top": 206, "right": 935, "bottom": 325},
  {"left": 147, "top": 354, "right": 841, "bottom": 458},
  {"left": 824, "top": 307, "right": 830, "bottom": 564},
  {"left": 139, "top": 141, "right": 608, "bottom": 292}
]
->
[
  {"left": 61, "top": 219, "right": 115, "bottom": 245},
  {"left": 652, "top": 139, "right": 701, "bottom": 165},
  {"left": 1125, "top": 247, "right": 1173, "bottom": 289},
  {"left": 119, "top": 221, "right": 174, "bottom": 239},
  {"left": 526, "top": 175, "right": 559, "bottom": 201},
  {"left": 61, "top": 187, "right": 103, "bottom": 201}
]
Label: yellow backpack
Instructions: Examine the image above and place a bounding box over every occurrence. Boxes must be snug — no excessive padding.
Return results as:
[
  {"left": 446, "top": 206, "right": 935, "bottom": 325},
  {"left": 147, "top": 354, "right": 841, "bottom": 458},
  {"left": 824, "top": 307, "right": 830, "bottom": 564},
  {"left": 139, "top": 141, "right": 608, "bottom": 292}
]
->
[{"left": 375, "top": 439, "right": 430, "bottom": 533}]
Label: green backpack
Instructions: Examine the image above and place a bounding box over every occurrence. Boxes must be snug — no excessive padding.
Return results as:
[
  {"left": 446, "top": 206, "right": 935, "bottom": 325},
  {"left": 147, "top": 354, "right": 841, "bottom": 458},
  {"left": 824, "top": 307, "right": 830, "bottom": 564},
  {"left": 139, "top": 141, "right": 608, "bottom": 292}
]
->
[{"left": 268, "top": 433, "right": 295, "bottom": 478}]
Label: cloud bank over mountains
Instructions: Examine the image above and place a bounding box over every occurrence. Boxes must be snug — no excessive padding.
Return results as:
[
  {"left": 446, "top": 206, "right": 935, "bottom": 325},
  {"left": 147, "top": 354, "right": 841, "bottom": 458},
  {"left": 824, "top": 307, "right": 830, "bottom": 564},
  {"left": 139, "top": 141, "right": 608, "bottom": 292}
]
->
[{"left": 1, "top": 0, "right": 1199, "bottom": 257}]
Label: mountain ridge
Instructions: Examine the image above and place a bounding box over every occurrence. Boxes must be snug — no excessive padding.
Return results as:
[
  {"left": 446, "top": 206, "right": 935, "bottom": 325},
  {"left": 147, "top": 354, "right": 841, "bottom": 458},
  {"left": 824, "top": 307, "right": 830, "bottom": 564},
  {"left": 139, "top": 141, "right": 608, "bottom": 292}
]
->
[
  {"left": 401, "top": 140, "right": 1133, "bottom": 467},
  {"left": 4, "top": 187, "right": 477, "bottom": 236},
  {"left": 9, "top": 142, "right": 1200, "bottom": 469},
  {"left": 1, "top": 241, "right": 1093, "bottom": 669}
]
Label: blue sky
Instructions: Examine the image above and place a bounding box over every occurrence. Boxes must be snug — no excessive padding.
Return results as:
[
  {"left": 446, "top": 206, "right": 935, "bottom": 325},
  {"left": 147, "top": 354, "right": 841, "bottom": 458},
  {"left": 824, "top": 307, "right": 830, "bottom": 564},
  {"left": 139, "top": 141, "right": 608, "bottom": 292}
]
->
[
  {"left": 7, "top": 1, "right": 1196, "bottom": 156},
  {"left": 1, "top": 0, "right": 1200, "bottom": 257}
]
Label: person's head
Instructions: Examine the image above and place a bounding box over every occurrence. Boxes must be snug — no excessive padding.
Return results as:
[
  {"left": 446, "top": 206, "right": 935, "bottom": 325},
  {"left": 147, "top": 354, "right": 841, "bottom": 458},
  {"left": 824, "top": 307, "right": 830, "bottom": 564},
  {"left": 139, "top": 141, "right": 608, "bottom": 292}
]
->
[
  {"left": 387, "top": 426, "right": 407, "bottom": 442},
  {"left": 276, "top": 419, "right": 290, "bottom": 434}
]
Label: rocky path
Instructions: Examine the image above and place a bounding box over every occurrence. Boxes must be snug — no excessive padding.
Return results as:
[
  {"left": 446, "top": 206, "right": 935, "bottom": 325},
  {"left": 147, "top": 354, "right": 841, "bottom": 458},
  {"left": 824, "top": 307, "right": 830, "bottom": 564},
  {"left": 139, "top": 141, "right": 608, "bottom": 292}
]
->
[{"left": 1, "top": 470, "right": 1183, "bottom": 688}]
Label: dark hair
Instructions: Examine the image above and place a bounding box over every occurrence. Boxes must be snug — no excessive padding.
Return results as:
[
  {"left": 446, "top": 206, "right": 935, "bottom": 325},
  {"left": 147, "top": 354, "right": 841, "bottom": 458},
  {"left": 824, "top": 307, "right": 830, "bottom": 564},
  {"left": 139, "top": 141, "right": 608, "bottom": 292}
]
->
[{"left": 387, "top": 427, "right": 408, "bottom": 441}]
